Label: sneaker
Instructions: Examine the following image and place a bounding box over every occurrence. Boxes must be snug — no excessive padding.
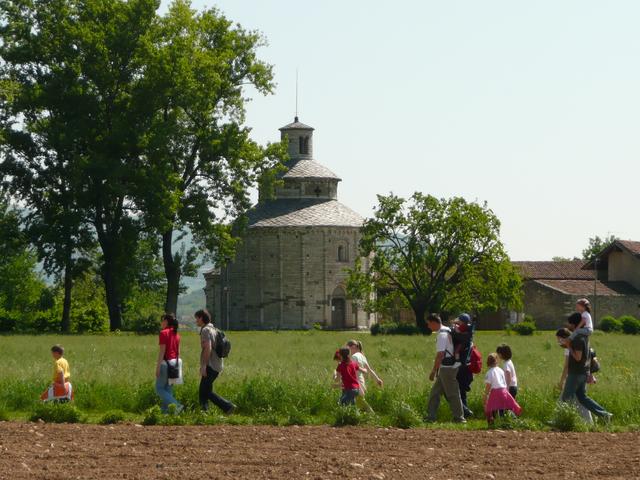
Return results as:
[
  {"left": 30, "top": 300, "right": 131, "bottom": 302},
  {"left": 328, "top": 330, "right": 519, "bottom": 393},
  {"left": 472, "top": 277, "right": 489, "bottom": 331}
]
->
[
  {"left": 453, "top": 418, "right": 467, "bottom": 424},
  {"left": 224, "top": 404, "right": 237, "bottom": 415},
  {"left": 464, "top": 409, "right": 474, "bottom": 419}
]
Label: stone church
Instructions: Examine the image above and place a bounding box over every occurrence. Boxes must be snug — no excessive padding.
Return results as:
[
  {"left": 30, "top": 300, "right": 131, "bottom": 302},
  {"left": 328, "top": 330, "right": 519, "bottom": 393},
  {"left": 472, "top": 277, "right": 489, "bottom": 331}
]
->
[{"left": 204, "top": 117, "right": 375, "bottom": 330}]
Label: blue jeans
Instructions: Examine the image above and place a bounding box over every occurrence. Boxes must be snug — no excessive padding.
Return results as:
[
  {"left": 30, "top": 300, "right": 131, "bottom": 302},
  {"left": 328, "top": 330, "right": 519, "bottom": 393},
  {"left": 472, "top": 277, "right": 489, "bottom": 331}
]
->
[
  {"left": 340, "top": 389, "right": 359, "bottom": 406},
  {"left": 561, "top": 373, "right": 610, "bottom": 417},
  {"left": 155, "top": 362, "right": 181, "bottom": 413}
]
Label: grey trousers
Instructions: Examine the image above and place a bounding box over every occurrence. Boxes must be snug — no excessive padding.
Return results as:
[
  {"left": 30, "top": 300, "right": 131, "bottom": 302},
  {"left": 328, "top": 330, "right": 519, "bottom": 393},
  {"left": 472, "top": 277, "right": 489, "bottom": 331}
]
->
[{"left": 427, "top": 365, "right": 465, "bottom": 422}]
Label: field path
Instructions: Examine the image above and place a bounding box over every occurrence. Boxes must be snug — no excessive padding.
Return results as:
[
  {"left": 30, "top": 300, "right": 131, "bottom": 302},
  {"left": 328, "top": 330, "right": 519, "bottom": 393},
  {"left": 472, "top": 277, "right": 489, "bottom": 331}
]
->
[{"left": 0, "top": 422, "right": 638, "bottom": 479}]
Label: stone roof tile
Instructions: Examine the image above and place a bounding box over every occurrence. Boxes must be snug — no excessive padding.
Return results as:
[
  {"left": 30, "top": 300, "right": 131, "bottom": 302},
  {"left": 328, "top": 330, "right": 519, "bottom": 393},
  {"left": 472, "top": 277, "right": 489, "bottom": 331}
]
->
[
  {"left": 247, "top": 199, "right": 363, "bottom": 228},
  {"left": 281, "top": 159, "right": 341, "bottom": 180}
]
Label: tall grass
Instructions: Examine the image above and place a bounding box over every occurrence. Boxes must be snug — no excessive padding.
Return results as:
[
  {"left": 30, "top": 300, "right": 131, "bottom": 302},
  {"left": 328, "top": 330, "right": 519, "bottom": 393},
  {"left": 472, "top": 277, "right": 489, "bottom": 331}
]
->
[{"left": 1, "top": 330, "right": 639, "bottom": 428}]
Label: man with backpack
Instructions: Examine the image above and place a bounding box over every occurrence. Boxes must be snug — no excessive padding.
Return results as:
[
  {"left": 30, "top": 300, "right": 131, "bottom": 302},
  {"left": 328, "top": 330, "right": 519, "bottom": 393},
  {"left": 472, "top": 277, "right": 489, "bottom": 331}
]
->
[
  {"left": 425, "top": 313, "right": 466, "bottom": 423},
  {"left": 195, "top": 309, "right": 236, "bottom": 414},
  {"left": 560, "top": 313, "right": 612, "bottom": 422}
]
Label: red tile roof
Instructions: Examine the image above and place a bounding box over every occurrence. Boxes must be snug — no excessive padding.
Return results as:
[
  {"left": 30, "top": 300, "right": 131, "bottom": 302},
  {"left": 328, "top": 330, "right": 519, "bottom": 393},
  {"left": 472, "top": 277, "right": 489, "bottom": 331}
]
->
[
  {"left": 618, "top": 240, "right": 640, "bottom": 256},
  {"left": 513, "top": 261, "right": 593, "bottom": 280},
  {"left": 535, "top": 280, "right": 640, "bottom": 296}
]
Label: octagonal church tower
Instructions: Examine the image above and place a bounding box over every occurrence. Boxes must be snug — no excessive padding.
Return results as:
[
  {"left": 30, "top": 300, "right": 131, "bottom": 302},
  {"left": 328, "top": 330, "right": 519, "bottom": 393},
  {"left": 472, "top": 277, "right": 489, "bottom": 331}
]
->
[{"left": 204, "top": 117, "right": 374, "bottom": 330}]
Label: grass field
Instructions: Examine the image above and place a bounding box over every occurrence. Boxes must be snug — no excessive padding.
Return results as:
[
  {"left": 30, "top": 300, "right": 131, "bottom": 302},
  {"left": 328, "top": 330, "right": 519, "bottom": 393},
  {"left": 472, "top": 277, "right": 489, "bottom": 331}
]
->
[{"left": 2, "top": 330, "right": 639, "bottom": 430}]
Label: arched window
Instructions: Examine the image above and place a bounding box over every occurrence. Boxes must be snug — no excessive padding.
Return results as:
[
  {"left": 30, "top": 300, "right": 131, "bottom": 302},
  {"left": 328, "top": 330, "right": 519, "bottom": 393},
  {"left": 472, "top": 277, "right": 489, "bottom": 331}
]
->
[{"left": 337, "top": 244, "right": 348, "bottom": 262}]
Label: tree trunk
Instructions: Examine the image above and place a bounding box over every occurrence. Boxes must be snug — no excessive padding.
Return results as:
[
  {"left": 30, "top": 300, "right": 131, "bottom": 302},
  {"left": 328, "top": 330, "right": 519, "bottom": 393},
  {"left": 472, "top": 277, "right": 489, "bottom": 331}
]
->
[
  {"left": 61, "top": 255, "right": 73, "bottom": 333},
  {"left": 101, "top": 248, "right": 123, "bottom": 331},
  {"left": 162, "top": 229, "right": 180, "bottom": 316},
  {"left": 413, "top": 304, "right": 429, "bottom": 333}
]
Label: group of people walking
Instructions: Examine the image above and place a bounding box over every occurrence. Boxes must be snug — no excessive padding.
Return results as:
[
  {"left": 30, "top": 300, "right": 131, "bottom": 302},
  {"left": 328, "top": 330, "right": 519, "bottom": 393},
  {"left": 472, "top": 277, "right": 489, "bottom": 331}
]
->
[{"left": 43, "top": 298, "right": 611, "bottom": 426}]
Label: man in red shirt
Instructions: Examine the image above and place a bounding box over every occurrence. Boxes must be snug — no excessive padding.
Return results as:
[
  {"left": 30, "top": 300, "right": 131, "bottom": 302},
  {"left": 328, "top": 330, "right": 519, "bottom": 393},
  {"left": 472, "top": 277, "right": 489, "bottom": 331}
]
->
[{"left": 334, "top": 347, "right": 367, "bottom": 405}]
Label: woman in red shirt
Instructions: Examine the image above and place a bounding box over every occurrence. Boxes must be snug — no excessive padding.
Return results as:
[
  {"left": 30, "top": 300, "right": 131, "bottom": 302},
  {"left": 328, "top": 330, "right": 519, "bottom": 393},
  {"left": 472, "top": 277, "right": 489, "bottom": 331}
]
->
[
  {"left": 155, "top": 313, "right": 183, "bottom": 413},
  {"left": 333, "top": 347, "right": 367, "bottom": 406}
]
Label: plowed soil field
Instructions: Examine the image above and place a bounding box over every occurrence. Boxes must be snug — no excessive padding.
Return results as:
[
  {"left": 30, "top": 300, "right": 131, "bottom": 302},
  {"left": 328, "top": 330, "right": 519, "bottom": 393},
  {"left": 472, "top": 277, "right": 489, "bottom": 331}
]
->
[{"left": 0, "top": 423, "right": 638, "bottom": 479}]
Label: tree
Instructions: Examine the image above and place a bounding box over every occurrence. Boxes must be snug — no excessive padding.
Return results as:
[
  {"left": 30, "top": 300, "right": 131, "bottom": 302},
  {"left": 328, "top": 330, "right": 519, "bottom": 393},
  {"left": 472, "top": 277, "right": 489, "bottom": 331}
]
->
[
  {"left": 1, "top": 0, "right": 163, "bottom": 330},
  {"left": 138, "top": 1, "right": 285, "bottom": 315},
  {"left": 582, "top": 235, "right": 618, "bottom": 261},
  {"left": 347, "top": 193, "right": 522, "bottom": 331}
]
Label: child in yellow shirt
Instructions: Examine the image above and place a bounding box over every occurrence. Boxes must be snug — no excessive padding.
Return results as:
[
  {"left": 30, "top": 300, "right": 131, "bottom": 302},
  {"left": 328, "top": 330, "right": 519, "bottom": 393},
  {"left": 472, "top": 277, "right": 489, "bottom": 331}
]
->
[{"left": 40, "top": 345, "right": 74, "bottom": 402}]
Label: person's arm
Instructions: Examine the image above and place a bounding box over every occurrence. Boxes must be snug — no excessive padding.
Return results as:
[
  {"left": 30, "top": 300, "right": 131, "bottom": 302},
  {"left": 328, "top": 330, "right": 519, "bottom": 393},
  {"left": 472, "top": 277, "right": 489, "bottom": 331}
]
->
[
  {"left": 156, "top": 344, "right": 166, "bottom": 378},
  {"left": 56, "top": 367, "right": 65, "bottom": 385},
  {"left": 364, "top": 359, "right": 383, "bottom": 387},
  {"left": 430, "top": 351, "right": 444, "bottom": 381},
  {"left": 482, "top": 383, "right": 491, "bottom": 405},
  {"left": 558, "top": 355, "right": 569, "bottom": 390},
  {"left": 200, "top": 333, "right": 211, "bottom": 377},
  {"left": 569, "top": 340, "right": 583, "bottom": 362}
]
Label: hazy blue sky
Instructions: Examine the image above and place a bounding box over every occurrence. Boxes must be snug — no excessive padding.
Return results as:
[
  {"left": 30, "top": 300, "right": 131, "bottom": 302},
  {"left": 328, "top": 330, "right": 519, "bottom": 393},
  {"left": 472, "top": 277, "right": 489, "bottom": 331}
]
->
[{"left": 176, "top": 1, "right": 639, "bottom": 260}]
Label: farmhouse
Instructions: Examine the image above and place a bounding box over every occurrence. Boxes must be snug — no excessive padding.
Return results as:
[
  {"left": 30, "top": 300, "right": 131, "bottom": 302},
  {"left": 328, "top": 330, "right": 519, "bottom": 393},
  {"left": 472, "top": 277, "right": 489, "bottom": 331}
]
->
[
  {"left": 204, "top": 118, "right": 374, "bottom": 330},
  {"left": 514, "top": 240, "right": 640, "bottom": 329}
]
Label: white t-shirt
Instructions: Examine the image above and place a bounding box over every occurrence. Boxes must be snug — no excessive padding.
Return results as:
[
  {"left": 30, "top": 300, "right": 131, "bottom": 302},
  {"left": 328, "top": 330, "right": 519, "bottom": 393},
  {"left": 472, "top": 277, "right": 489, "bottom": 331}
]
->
[
  {"left": 351, "top": 351, "right": 367, "bottom": 390},
  {"left": 581, "top": 312, "right": 594, "bottom": 332},
  {"left": 435, "top": 327, "right": 459, "bottom": 368},
  {"left": 485, "top": 366, "right": 507, "bottom": 389},
  {"left": 502, "top": 359, "right": 518, "bottom": 387}
]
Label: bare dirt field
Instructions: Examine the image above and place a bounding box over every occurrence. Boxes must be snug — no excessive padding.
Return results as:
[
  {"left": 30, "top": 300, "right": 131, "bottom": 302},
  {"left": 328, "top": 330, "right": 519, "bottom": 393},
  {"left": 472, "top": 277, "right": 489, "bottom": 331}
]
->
[{"left": 0, "top": 422, "right": 639, "bottom": 480}]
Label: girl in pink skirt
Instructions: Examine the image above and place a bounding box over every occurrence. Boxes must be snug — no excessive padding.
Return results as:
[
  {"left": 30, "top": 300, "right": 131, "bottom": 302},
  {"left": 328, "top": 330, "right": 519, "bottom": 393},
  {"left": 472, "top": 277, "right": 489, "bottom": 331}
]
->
[{"left": 483, "top": 353, "right": 522, "bottom": 424}]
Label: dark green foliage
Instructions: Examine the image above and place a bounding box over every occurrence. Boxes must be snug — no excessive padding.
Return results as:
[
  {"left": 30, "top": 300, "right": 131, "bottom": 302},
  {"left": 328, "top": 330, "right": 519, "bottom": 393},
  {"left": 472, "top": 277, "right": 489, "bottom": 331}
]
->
[
  {"left": 511, "top": 321, "right": 537, "bottom": 336},
  {"left": 29, "top": 402, "right": 84, "bottom": 424},
  {"left": 333, "top": 405, "right": 360, "bottom": 427},
  {"left": 620, "top": 316, "right": 640, "bottom": 335},
  {"left": 371, "top": 321, "right": 426, "bottom": 336},
  {"left": 599, "top": 316, "right": 622, "bottom": 333},
  {"left": 0, "top": 405, "right": 9, "bottom": 421},
  {"left": 99, "top": 410, "right": 127, "bottom": 425},
  {"left": 390, "top": 402, "right": 422, "bottom": 429},
  {"left": 582, "top": 235, "right": 617, "bottom": 261},
  {"left": 548, "top": 403, "right": 589, "bottom": 432}
]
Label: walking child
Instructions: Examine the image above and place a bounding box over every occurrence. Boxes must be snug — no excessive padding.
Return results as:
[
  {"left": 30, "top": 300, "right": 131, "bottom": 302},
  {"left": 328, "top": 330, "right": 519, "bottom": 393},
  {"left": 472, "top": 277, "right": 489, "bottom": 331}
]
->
[
  {"left": 40, "top": 345, "right": 74, "bottom": 402},
  {"left": 483, "top": 353, "right": 522, "bottom": 424},
  {"left": 333, "top": 347, "right": 367, "bottom": 406},
  {"left": 347, "top": 339, "right": 382, "bottom": 413},
  {"left": 496, "top": 344, "right": 518, "bottom": 398}
]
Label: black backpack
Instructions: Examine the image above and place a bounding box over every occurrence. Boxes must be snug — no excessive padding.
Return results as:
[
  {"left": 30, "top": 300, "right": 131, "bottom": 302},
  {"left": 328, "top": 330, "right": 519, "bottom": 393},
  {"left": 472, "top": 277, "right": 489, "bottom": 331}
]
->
[{"left": 214, "top": 328, "right": 232, "bottom": 358}]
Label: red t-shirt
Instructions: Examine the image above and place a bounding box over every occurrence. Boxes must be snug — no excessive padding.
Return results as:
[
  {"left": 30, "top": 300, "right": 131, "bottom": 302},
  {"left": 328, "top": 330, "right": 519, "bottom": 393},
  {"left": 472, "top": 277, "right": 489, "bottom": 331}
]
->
[
  {"left": 336, "top": 360, "right": 360, "bottom": 390},
  {"left": 159, "top": 328, "right": 180, "bottom": 360}
]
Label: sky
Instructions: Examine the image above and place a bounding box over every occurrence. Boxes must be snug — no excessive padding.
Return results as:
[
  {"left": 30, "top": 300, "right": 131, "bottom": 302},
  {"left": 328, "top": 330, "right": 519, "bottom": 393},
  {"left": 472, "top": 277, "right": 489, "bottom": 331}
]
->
[{"left": 169, "top": 0, "right": 640, "bottom": 261}]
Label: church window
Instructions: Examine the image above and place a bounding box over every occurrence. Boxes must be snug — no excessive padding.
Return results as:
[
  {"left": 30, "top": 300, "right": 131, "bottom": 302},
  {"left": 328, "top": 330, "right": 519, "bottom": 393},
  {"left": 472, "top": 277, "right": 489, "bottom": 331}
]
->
[
  {"left": 299, "top": 136, "right": 309, "bottom": 154},
  {"left": 337, "top": 245, "right": 348, "bottom": 262}
]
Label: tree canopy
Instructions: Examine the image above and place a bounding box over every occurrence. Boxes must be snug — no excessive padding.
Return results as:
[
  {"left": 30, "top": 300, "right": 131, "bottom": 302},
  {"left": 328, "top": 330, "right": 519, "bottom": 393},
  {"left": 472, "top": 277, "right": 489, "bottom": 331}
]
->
[{"left": 347, "top": 193, "right": 522, "bottom": 331}]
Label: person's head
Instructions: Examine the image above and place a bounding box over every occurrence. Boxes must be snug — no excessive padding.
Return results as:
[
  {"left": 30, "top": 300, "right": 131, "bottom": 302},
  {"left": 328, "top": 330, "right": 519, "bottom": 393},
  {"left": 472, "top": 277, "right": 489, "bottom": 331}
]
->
[
  {"left": 51, "top": 345, "right": 64, "bottom": 359},
  {"left": 339, "top": 347, "right": 351, "bottom": 363},
  {"left": 487, "top": 353, "right": 498, "bottom": 368},
  {"left": 457, "top": 313, "right": 471, "bottom": 325},
  {"left": 333, "top": 349, "right": 342, "bottom": 361},
  {"left": 427, "top": 313, "right": 442, "bottom": 331},
  {"left": 496, "top": 344, "right": 512, "bottom": 361},
  {"left": 567, "top": 312, "right": 582, "bottom": 331},
  {"left": 194, "top": 309, "right": 211, "bottom": 328},
  {"left": 453, "top": 320, "right": 468, "bottom": 333},
  {"left": 556, "top": 327, "right": 571, "bottom": 347},
  {"left": 576, "top": 298, "right": 591, "bottom": 314},
  {"left": 346, "top": 339, "right": 363, "bottom": 354},
  {"left": 161, "top": 313, "right": 179, "bottom": 333}
]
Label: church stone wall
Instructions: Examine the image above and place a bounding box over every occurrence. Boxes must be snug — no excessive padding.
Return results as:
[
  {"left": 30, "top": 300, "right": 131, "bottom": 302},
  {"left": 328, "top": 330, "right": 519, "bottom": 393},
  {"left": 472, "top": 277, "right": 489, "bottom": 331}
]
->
[{"left": 207, "top": 226, "right": 372, "bottom": 330}]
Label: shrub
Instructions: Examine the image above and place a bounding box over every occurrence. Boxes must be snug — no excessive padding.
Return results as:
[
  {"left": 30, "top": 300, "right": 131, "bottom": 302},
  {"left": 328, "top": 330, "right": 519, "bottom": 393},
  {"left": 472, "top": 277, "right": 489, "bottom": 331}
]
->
[
  {"left": 511, "top": 321, "right": 536, "bottom": 336},
  {"left": 0, "top": 309, "right": 20, "bottom": 332},
  {"left": 142, "top": 406, "right": 162, "bottom": 426},
  {"left": 333, "top": 405, "right": 360, "bottom": 426},
  {"left": 99, "top": 410, "right": 127, "bottom": 425},
  {"left": 598, "top": 316, "right": 622, "bottom": 333},
  {"left": 620, "top": 316, "right": 640, "bottom": 335},
  {"left": 390, "top": 402, "right": 421, "bottom": 429},
  {"left": 549, "top": 403, "right": 588, "bottom": 432},
  {"left": 29, "top": 402, "right": 83, "bottom": 423},
  {"left": 72, "top": 307, "right": 108, "bottom": 333},
  {"left": 371, "top": 321, "right": 426, "bottom": 336}
]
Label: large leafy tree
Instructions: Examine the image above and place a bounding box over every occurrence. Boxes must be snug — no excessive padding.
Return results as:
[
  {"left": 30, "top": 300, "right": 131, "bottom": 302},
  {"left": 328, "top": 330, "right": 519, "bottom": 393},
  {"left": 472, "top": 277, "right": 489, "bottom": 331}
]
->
[
  {"left": 139, "top": 1, "right": 285, "bottom": 315},
  {"left": 347, "top": 193, "right": 522, "bottom": 331}
]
